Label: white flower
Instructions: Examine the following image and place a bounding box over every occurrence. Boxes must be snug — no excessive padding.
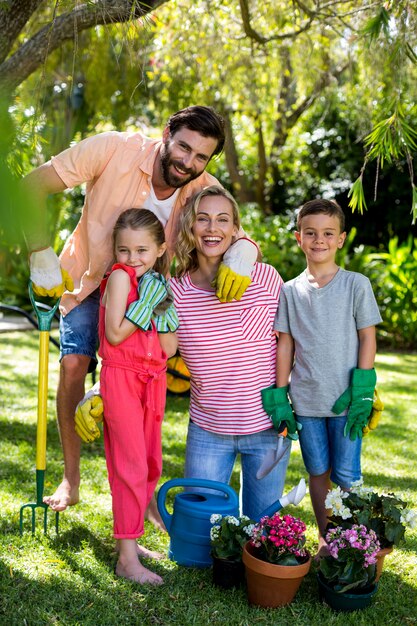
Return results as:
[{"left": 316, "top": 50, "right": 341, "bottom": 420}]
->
[
  {"left": 350, "top": 478, "right": 373, "bottom": 499},
  {"left": 227, "top": 516, "right": 240, "bottom": 526},
  {"left": 244, "top": 524, "right": 256, "bottom": 536},
  {"left": 400, "top": 509, "right": 417, "bottom": 529},
  {"left": 240, "top": 515, "right": 250, "bottom": 522},
  {"left": 210, "top": 514, "right": 222, "bottom": 524},
  {"left": 339, "top": 505, "right": 353, "bottom": 520},
  {"left": 350, "top": 478, "right": 363, "bottom": 490},
  {"left": 210, "top": 525, "right": 220, "bottom": 540},
  {"left": 325, "top": 486, "right": 349, "bottom": 513}
]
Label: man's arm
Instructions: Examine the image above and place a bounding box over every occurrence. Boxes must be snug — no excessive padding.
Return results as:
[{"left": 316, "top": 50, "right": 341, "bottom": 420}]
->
[
  {"left": 21, "top": 163, "right": 75, "bottom": 297},
  {"left": 22, "top": 162, "right": 67, "bottom": 251}
]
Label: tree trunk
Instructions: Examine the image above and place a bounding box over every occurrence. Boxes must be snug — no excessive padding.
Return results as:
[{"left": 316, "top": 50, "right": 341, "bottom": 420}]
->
[{"left": 221, "top": 107, "right": 255, "bottom": 204}]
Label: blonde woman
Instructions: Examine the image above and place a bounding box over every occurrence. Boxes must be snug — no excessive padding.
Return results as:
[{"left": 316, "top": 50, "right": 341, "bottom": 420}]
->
[{"left": 170, "top": 187, "right": 291, "bottom": 519}]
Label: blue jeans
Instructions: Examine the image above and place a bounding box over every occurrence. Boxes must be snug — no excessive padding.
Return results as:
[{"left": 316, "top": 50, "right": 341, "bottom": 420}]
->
[
  {"left": 184, "top": 420, "right": 291, "bottom": 520},
  {"left": 297, "top": 415, "right": 362, "bottom": 489},
  {"left": 59, "top": 289, "right": 100, "bottom": 371}
]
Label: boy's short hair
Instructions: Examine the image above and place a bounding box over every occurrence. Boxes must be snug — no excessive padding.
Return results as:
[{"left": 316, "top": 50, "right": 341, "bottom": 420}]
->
[{"left": 297, "top": 199, "right": 345, "bottom": 232}]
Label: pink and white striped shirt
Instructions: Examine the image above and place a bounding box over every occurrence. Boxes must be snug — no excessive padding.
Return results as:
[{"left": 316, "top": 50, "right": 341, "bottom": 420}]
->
[{"left": 170, "top": 263, "right": 283, "bottom": 435}]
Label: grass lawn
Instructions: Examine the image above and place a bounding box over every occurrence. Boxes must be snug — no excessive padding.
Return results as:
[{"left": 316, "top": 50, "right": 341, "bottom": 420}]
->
[{"left": 0, "top": 330, "right": 416, "bottom": 625}]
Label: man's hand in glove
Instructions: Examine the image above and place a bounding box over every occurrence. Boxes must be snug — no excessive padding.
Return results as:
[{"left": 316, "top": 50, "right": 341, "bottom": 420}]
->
[
  {"left": 30, "top": 247, "right": 74, "bottom": 298},
  {"left": 75, "top": 383, "right": 103, "bottom": 443},
  {"left": 332, "top": 368, "right": 377, "bottom": 441},
  {"left": 215, "top": 239, "right": 257, "bottom": 302},
  {"left": 125, "top": 270, "right": 168, "bottom": 330},
  {"left": 261, "top": 385, "right": 302, "bottom": 440}
]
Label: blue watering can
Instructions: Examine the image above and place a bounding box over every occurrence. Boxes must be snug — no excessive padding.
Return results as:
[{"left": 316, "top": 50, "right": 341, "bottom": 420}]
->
[{"left": 157, "top": 477, "right": 306, "bottom": 568}]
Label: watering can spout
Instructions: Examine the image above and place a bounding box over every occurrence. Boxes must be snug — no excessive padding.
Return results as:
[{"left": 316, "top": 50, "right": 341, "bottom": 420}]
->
[{"left": 256, "top": 478, "right": 306, "bottom": 520}]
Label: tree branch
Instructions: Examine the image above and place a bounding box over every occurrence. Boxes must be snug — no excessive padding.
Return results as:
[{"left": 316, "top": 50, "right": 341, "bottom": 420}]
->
[
  {"left": 0, "top": 0, "right": 166, "bottom": 94},
  {"left": 238, "top": 0, "right": 314, "bottom": 44}
]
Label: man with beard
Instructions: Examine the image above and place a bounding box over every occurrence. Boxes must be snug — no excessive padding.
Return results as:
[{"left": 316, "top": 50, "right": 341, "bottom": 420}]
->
[{"left": 23, "top": 106, "right": 258, "bottom": 525}]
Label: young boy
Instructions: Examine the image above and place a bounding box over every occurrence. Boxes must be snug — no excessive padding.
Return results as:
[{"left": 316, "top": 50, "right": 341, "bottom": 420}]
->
[{"left": 263, "top": 199, "right": 382, "bottom": 554}]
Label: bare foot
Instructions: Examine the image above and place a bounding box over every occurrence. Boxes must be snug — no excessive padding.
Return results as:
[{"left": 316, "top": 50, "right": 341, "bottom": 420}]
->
[
  {"left": 115, "top": 559, "right": 163, "bottom": 585},
  {"left": 145, "top": 497, "right": 167, "bottom": 533},
  {"left": 315, "top": 536, "right": 330, "bottom": 560},
  {"left": 43, "top": 479, "right": 79, "bottom": 512},
  {"left": 115, "top": 540, "right": 164, "bottom": 560}
]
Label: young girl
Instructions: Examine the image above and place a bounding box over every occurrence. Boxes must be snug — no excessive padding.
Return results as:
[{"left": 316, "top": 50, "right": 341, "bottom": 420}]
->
[{"left": 99, "top": 208, "right": 177, "bottom": 585}]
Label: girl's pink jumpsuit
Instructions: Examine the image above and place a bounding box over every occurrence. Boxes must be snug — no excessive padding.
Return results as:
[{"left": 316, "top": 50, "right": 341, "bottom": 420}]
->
[{"left": 98, "top": 264, "right": 167, "bottom": 539}]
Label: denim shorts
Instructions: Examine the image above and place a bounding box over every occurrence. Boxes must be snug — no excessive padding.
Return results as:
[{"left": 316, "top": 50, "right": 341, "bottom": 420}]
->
[
  {"left": 59, "top": 289, "right": 100, "bottom": 372},
  {"left": 184, "top": 420, "right": 291, "bottom": 520},
  {"left": 296, "top": 415, "right": 362, "bottom": 489}
]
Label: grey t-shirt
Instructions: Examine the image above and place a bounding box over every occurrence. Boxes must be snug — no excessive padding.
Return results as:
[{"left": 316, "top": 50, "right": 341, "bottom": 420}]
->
[{"left": 274, "top": 268, "right": 382, "bottom": 417}]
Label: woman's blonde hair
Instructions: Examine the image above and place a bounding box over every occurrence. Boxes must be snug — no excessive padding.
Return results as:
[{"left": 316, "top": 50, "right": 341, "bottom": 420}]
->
[
  {"left": 112, "top": 208, "right": 169, "bottom": 276},
  {"left": 175, "top": 186, "right": 241, "bottom": 278}
]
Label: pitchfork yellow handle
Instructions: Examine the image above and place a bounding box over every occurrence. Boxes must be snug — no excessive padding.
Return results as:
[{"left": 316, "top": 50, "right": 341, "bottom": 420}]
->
[
  {"left": 36, "top": 330, "right": 49, "bottom": 470},
  {"left": 28, "top": 282, "right": 60, "bottom": 473}
]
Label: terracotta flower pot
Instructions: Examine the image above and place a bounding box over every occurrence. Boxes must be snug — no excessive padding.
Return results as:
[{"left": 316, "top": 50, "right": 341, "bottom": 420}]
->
[
  {"left": 212, "top": 556, "right": 245, "bottom": 589},
  {"left": 317, "top": 572, "right": 378, "bottom": 612},
  {"left": 375, "top": 546, "right": 394, "bottom": 582},
  {"left": 242, "top": 541, "right": 311, "bottom": 608}
]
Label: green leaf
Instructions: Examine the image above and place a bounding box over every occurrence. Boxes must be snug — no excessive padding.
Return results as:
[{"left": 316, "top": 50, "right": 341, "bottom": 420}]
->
[
  {"left": 412, "top": 186, "right": 417, "bottom": 225},
  {"left": 360, "top": 7, "right": 390, "bottom": 43},
  {"left": 348, "top": 176, "right": 367, "bottom": 214}
]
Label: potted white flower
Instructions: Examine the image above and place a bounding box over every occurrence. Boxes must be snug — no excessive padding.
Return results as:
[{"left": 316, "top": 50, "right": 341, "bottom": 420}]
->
[{"left": 210, "top": 513, "right": 255, "bottom": 589}]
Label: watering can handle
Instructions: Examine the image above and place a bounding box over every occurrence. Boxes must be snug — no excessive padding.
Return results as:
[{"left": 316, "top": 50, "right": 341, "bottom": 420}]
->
[{"left": 157, "top": 478, "right": 239, "bottom": 533}]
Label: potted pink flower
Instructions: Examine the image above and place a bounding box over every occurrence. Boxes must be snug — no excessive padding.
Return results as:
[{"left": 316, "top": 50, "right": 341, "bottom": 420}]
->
[
  {"left": 242, "top": 513, "right": 311, "bottom": 608},
  {"left": 317, "top": 523, "right": 381, "bottom": 612}
]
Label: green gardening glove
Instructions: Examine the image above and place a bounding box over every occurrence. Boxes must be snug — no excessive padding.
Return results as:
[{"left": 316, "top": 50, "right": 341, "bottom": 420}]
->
[
  {"left": 125, "top": 270, "right": 168, "bottom": 330},
  {"left": 332, "top": 368, "right": 377, "bottom": 441},
  {"left": 261, "top": 385, "right": 302, "bottom": 441},
  {"left": 153, "top": 302, "right": 180, "bottom": 332}
]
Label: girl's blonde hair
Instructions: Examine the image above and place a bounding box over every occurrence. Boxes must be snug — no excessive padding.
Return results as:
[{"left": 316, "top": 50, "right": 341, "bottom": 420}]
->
[
  {"left": 112, "top": 208, "right": 169, "bottom": 276},
  {"left": 175, "top": 186, "right": 241, "bottom": 278}
]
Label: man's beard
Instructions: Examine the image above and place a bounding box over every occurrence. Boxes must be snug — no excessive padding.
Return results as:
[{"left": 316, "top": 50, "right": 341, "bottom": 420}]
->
[{"left": 160, "top": 147, "right": 201, "bottom": 188}]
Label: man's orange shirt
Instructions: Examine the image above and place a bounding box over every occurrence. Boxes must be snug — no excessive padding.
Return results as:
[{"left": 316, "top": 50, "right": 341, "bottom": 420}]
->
[{"left": 51, "top": 131, "right": 220, "bottom": 316}]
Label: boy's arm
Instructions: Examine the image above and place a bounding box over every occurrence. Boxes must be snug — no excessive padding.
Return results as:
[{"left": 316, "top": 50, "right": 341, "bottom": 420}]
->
[
  {"left": 276, "top": 331, "right": 295, "bottom": 386},
  {"left": 357, "top": 326, "right": 377, "bottom": 369},
  {"left": 332, "top": 325, "right": 378, "bottom": 440},
  {"left": 261, "top": 331, "right": 301, "bottom": 440}
]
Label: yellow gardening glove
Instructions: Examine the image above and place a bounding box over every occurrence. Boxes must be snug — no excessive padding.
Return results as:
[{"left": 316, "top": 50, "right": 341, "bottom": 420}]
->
[
  {"left": 362, "top": 389, "right": 384, "bottom": 436},
  {"left": 74, "top": 383, "right": 103, "bottom": 443},
  {"left": 30, "top": 247, "right": 74, "bottom": 298},
  {"left": 215, "top": 264, "right": 252, "bottom": 302},
  {"left": 215, "top": 238, "right": 257, "bottom": 302},
  {"left": 33, "top": 268, "right": 74, "bottom": 298}
]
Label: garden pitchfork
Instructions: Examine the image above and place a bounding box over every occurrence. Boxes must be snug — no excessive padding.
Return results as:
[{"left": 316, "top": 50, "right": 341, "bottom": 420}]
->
[{"left": 19, "top": 283, "right": 60, "bottom": 535}]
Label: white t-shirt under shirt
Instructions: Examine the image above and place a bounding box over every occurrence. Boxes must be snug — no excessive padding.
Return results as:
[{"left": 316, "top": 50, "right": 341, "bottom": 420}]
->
[
  {"left": 143, "top": 184, "right": 180, "bottom": 227},
  {"left": 274, "top": 268, "right": 382, "bottom": 417},
  {"left": 170, "top": 262, "right": 283, "bottom": 435}
]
